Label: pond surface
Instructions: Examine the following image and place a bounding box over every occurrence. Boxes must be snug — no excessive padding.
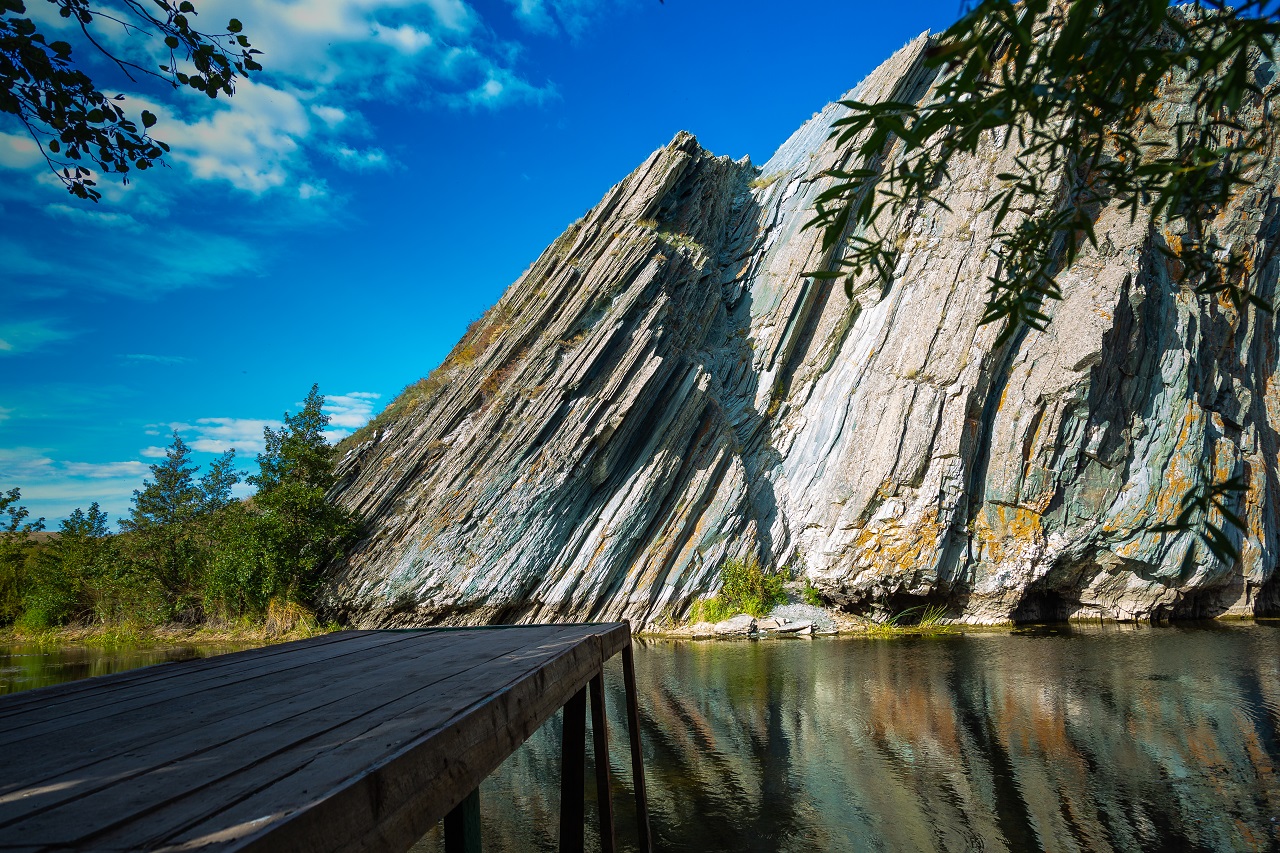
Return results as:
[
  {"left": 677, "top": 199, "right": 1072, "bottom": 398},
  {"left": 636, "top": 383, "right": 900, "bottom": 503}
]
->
[
  {"left": 421, "top": 622, "right": 1280, "bottom": 853},
  {"left": 6, "top": 623, "right": 1280, "bottom": 852},
  {"left": 0, "top": 640, "right": 256, "bottom": 695}
]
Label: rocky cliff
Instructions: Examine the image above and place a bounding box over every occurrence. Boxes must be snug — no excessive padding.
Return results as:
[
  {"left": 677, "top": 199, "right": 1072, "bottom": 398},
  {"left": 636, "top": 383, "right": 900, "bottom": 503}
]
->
[{"left": 326, "top": 35, "right": 1280, "bottom": 627}]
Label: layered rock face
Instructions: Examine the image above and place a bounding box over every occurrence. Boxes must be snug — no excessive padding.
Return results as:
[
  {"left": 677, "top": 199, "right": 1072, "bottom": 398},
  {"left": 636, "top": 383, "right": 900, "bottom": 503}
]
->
[{"left": 327, "top": 36, "right": 1280, "bottom": 627}]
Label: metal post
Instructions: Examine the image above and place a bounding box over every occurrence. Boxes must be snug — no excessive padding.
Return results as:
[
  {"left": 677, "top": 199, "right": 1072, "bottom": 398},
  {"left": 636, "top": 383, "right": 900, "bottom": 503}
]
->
[
  {"left": 444, "top": 787, "right": 481, "bottom": 853},
  {"left": 621, "top": 640, "right": 652, "bottom": 853},
  {"left": 559, "top": 686, "right": 587, "bottom": 853},
  {"left": 589, "top": 672, "right": 616, "bottom": 853}
]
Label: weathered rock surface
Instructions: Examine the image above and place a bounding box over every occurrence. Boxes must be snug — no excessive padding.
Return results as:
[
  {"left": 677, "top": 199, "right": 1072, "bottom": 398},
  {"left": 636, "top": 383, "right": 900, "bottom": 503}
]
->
[
  {"left": 713, "top": 615, "right": 758, "bottom": 637},
  {"left": 326, "top": 35, "right": 1280, "bottom": 627}
]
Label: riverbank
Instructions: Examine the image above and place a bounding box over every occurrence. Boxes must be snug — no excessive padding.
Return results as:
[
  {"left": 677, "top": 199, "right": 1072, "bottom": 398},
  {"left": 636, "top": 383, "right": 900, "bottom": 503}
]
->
[{"left": 0, "top": 612, "right": 337, "bottom": 649}]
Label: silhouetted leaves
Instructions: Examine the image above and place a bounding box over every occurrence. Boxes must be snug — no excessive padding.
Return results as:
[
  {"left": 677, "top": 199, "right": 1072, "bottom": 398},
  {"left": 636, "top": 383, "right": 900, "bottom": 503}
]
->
[{"left": 0, "top": 0, "right": 261, "bottom": 199}]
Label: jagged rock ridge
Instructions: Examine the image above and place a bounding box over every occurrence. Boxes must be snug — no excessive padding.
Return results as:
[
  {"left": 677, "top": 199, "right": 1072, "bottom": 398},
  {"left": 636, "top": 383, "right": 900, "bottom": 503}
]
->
[{"left": 326, "top": 36, "right": 1280, "bottom": 627}]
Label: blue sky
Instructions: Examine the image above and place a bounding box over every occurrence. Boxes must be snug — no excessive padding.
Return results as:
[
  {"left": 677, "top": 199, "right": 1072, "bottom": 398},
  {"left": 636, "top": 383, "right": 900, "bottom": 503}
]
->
[{"left": 2, "top": 0, "right": 961, "bottom": 525}]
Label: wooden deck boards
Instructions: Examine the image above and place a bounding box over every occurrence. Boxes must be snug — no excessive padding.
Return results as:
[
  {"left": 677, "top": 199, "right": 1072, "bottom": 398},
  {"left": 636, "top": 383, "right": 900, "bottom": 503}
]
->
[{"left": 0, "top": 623, "right": 634, "bottom": 852}]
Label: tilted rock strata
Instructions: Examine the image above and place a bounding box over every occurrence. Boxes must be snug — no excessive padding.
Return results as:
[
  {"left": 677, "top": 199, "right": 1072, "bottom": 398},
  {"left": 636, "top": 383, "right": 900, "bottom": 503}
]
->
[{"left": 327, "top": 35, "right": 1280, "bottom": 627}]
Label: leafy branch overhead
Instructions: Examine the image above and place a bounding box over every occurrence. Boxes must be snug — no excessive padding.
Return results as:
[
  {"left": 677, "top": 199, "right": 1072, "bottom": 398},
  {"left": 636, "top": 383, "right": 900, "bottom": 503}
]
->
[
  {"left": 806, "top": 0, "right": 1280, "bottom": 563},
  {"left": 808, "top": 0, "right": 1279, "bottom": 331},
  {"left": 0, "top": 0, "right": 261, "bottom": 200}
]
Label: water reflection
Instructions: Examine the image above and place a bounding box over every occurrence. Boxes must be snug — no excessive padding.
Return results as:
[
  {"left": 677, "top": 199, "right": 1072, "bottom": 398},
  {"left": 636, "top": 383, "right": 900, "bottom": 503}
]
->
[
  {"left": 0, "top": 641, "right": 253, "bottom": 695},
  {"left": 6, "top": 626, "right": 1277, "bottom": 851},
  {"left": 417, "top": 623, "right": 1280, "bottom": 852}
]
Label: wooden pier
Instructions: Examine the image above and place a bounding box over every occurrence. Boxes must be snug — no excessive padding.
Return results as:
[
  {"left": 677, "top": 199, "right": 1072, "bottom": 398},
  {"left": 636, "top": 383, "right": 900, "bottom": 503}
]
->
[{"left": 0, "top": 624, "right": 652, "bottom": 852}]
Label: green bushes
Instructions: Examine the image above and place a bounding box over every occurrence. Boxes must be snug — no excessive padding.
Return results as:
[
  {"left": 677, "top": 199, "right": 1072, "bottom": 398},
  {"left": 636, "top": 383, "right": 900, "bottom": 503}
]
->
[
  {"left": 2, "top": 385, "right": 359, "bottom": 632},
  {"left": 802, "top": 577, "right": 823, "bottom": 607},
  {"left": 0, "top": 488, "right": 43, "bottom": 624},
  {"left": 688, "top": 557, "right": 788, "bottom": 622}
]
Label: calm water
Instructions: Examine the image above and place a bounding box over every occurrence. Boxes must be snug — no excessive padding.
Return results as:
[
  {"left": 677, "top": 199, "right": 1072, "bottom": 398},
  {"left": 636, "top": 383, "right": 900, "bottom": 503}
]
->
[
  {"left": 0, "top": 640, "right": 255, "bottom": 695},
  {"left": 421, "top": 622, "right": 1280, "bottom": 853},
  {"left": 6, "top": 623, "right": 1280, "bottom": 852}
]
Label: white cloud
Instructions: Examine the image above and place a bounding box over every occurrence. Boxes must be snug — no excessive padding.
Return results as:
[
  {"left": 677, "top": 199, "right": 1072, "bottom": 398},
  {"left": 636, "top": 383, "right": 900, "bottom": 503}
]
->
[
  {"left": 425, "top": 0, "right": 476, "bottom": 31},
  {"left": 0, "top": 320, "right": 73, "bottom": 355},
  {"left": 140, "top": 446, "right": 168, "bottom": 458},
  {"left": 122, "top": 353, "right": 190, "bottom": 365},
  {"left": 3, "top": 202, "right": 264, "bottom": 299},
  {"left": 0, "top": 132, "right": 43, "bottom": 170},
  {"left": 507, "top": 0, "right": 608, "bottom": 38},
  {"left": 298, "top": 181, "right": 328, "bottom": 200},
  {"left": 148, "top": 80, "right": 311, "bottom": 194},
  {"left": 0, "top": 406, "right": 11, "bottom": 424},
  {"left": 372, "top": 22, "right": 434, "bottom": 53},
  {"left": 170, "top": 417, "right": 283, "bottom": 455},
  {"left": 62, "top": 461, "right": 150, "bottom": 479},
  {"left": 141, "top": 0, "right": 552, "bottom": 192},
  {"left": 323, "top": 391, "right": 382, "bottom": 440},
  {"left": 2, "top": 0, "right": 573, "bottom": 204},
  {"left": 333, "top": 146, "right": 393, "bottom": 171},
  {"left": 45, "top": 204, "right": 141, "bottom": 230},
  {"left": 0, "top": 448, "right": 148, "bottom": 524},
  {"left": 447, "top": 66, "right": 555, "bottom": 109},
  {"left": 311, "top": 105, "right": 349, "bottom": 127}
]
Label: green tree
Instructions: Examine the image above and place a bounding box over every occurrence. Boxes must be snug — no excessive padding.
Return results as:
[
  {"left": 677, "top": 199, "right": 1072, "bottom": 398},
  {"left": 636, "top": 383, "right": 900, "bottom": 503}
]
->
[
  {"left": 121, "top": 430, "right": 200, "bottom": 531},
  {"left": 23, "top": 502, "right": 114, "bottom": 625},
  {"left": 198, "top": 448, "right": 239, "bottom": 513},
  {"left": 248, "top": 385, "right": 357, "bottom": 606},
  {"left": 252, "top": 385, "right": 337, "bottom": 494},
  {"left": 204, "top": 385, "right": 357, "bottom": 618},
  {"left": 0, "top": 0, "right": 260, "bottom": 200},
  {"left": 0, "top": 487, "right": 44, "bottom": 624},
  {"left": 118, "top": 430, "right": 204, "bottom": 618},
  {"left": 809, "top": 0, "right": 1279, "bottom": 560}
]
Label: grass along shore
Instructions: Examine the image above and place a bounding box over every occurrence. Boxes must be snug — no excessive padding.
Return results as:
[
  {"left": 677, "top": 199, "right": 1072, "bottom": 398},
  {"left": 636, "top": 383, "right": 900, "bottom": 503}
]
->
[{"left": 0, "top": 601, "right": 337, "bottom": 649}]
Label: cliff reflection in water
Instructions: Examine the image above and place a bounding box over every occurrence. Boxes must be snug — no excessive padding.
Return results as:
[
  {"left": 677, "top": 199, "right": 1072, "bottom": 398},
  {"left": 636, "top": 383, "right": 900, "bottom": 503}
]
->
[{"left": 416, "top": 622, "right": 1280, "bottom": 852}]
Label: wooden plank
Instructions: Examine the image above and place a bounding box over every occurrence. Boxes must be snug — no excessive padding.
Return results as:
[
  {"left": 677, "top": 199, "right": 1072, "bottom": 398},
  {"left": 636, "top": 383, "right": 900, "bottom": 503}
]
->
[
  {"left": 0, "top": 623, "right": 634, "bottom": 853},
  {"left": 0, "top": 629, "right": 508, "bottom": 814},
  {"left": 0, "top": 631, "right": 415, "bottom": 742},
  {"left": 589, "top": 672, "right": 616, "bottom": 853},
  {"left": 212, "top": 625, "right": 627, "bottom": 853},
  {"left": 0, "top": 631, "right": 435, "bottom": 809},
  {"left": 559, "top": 686, "right": 587, "bottom": 853},
  {"left": 181, "top": 625, "right": 629, "bottom": 853},
  {"left": 0, "top": 626, "right": 581, "bottom": 847},
  {"left": 0, "top": 631, "right": 400, "bottom": 731}
]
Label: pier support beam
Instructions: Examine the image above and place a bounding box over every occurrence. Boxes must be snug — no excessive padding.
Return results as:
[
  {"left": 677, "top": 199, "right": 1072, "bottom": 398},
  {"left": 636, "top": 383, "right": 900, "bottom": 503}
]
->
[
  {"left": 559, "top": 686, "right": 587, "bottom": 853},
  {"left": 589, "top": 673, "right": 616, "bottom": 853},
  {"left": 444, "top": 788, "right": 481, "bottom": 853},
  {"left": 622, "top": 642, "right": 652, "bottom": 853}
]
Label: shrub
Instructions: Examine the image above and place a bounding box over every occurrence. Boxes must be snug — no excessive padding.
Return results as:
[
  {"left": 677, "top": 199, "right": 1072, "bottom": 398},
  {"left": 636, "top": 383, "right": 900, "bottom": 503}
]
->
[
  {"left": 802, "top": 577, "right": 823, "bottom": 607},
  {"left": 689, "top": 557, "right": 788, "bottom": 622},
  {"left": 688, "top": 596, "right": 737, "bottom": 624}
]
